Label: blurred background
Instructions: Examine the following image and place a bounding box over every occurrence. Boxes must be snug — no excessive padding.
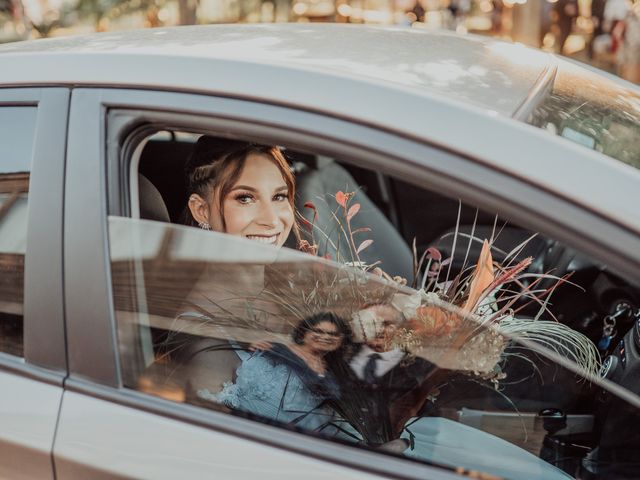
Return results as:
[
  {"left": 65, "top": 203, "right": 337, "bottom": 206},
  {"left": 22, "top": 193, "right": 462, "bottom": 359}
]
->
[{"left": 1, "top": 0, "right": 639, "bottom": 82}]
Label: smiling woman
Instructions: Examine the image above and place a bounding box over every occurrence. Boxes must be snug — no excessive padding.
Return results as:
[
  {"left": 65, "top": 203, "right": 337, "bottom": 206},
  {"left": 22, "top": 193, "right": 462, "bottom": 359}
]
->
[
  {"left": 208, "top": 312, "right": 352, "bottom": 433},
  {"left": 183, "top": 136, "right": 298, "bottom": 248}
]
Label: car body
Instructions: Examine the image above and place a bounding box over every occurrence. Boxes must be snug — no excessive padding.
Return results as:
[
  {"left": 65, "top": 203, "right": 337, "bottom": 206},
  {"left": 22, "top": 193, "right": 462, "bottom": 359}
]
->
[{"left": 1, "top": 24, "right": 640, "bottom": 480}]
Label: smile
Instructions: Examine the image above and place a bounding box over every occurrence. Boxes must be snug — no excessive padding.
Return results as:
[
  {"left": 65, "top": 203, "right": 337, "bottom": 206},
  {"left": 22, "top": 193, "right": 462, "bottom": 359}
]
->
[{"left": 246, "top": 234, "right": 280, "bottom": 245}]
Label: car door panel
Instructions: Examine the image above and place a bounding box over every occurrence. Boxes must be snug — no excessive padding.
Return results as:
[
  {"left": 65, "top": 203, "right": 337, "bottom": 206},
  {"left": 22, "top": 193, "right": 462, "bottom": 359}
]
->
[
  {"left": 0, "top": 88, "right": 68, "bottom": 480},
  {"left": 53, "top": 390, "right": 393, "bottom": 480},
  {"left": 58, "top": 88, "right": 640, "bottom": 480},
  {"left": 0, "top": 369, "right": 62, "bottom": 480}
]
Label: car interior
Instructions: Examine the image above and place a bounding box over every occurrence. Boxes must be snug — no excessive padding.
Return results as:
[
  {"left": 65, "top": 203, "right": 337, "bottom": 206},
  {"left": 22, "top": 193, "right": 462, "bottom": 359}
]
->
[{"left": 129, "top": 130, "right": 640, "bottom": 477}]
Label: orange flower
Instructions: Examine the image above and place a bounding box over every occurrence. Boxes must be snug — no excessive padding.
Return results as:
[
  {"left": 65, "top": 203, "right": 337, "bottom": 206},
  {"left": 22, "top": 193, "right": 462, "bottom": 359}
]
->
[
  {"left": 410, "top": 306, "right": 462, "bottom": 336},
  {"left": 462, "top": 239, "right": 494, "bottom": 313}
]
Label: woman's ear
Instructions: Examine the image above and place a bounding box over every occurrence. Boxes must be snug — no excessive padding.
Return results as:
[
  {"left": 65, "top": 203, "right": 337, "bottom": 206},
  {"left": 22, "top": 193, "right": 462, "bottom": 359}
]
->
[{"left": 188, "top": 193, "right": 209, "bottom": 225}]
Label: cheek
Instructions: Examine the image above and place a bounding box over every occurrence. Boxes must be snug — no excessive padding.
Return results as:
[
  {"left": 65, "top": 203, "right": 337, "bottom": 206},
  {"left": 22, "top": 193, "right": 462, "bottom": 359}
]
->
[
  {"left": 207, "top": 204, "right": 225, "bottom": 232},
  {"left": 279, "top": 204, "right": 294, "bottom": 229},
  {"left": 218, "top": 203, "right": 253, "bottom": 236}
]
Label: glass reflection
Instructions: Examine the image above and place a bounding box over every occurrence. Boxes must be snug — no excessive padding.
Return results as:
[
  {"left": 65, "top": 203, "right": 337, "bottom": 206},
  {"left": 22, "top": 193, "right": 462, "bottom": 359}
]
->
[
  {"left": 110, "top": 217, "right": 640, "bottom": 480},
  {"left": 527, "top": 63, "right": 640, "bottom": 170}
]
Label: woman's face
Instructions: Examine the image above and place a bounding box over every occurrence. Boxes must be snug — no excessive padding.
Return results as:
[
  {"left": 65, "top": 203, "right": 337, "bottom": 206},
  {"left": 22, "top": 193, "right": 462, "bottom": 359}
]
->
[
  {"left": 209, "top": 152, "right": 294, "bottom": 247},
  {"left": 303, "top": 320, "right": 343, "bottom": 354}
]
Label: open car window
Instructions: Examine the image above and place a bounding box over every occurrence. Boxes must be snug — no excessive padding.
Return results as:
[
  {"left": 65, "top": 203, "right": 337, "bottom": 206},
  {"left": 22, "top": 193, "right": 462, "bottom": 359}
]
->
[{"left": 109, "top": 130, "right": 640, "bottom": 480}]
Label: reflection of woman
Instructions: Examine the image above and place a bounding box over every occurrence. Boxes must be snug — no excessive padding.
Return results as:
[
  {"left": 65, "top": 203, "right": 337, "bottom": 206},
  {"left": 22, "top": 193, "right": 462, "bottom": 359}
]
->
[{"left": 207, "top": 312, "right": 352, "bottom": 432}]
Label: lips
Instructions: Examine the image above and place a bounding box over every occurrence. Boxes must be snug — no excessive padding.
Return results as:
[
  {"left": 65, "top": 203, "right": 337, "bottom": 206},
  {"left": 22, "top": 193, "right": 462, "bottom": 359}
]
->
[{"left": 246, "top": 233, "right": 280, "bottom": 245}]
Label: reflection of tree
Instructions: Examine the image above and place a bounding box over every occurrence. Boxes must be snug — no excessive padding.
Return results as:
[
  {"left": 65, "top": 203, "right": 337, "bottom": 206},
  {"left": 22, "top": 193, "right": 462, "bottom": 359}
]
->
[
  {"left": 74, "top": 0, "right": 147, "bottom": 28},
  {"left": 0, "top": 0, "right": 32, "bottom": 40},
  {"left": 0, "top": 172, "right": 28, "bottom": 358},
  {"left": 177, "top": 0, "right": 197, "bottom": 24}
]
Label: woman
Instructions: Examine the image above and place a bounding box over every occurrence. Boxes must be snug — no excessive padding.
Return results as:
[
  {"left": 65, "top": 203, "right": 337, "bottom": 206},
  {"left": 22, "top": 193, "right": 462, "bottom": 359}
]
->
[
  {"left": 207, "top": 312, "right": 352, "bottom": 433},
  {"left": 173, "top": 135, "right": 301, "bottom": 402},
  {"left": 183, "top": 135, "right": 298, "bottom": 247}
]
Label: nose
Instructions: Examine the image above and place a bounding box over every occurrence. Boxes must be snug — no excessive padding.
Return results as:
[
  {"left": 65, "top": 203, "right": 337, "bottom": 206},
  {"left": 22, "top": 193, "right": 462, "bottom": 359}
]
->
[{"left": 256, "top": 200, "right": 279, "bottom": 228}]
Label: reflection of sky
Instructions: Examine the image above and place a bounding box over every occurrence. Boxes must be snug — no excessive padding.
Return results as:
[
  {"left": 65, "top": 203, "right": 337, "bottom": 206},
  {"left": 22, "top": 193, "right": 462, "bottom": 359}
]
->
[
  {"left": 0, "top": 25, "right": 551, "bottom": 116},
  {"left": 0, "top": 107, "right": 36, "bottom": 173}
]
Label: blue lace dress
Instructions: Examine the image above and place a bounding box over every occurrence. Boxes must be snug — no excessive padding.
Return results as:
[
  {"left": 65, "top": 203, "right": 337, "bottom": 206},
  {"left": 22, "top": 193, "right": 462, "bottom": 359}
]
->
[{"left": 213, "top": 344, "right": 340, "bottom": 433}]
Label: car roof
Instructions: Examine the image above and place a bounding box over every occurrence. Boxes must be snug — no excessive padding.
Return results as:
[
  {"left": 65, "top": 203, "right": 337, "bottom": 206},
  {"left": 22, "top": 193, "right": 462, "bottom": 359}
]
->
[
  {"left": 2, "top": 24, "right": 639, "bottom": 244},
  {"left": 0, "top": 24, "right": 551, "bottom": 117}
]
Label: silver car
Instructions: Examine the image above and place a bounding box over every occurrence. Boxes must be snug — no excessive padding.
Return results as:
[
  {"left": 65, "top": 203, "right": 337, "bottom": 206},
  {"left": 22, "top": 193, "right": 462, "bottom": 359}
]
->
[{"left": 1, "top": 24, "right": 640, "bottom": 480}]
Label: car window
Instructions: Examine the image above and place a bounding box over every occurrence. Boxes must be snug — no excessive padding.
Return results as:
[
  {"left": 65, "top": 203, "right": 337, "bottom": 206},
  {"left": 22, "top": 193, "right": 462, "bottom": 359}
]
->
[
  {"left": 110, "top": 131, "right": 640, "bottom": 480},
  {"left": 526, "top": 63, "right": 640, "bottom": 170},
  {"left": 0, "top": 106, "right": 36, "bottom": 357}
]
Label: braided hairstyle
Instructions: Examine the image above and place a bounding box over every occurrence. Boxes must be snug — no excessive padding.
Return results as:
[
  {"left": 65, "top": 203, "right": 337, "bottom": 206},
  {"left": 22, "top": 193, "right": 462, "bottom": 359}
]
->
[{"left": 182, "top": 136, "right": 299, "bottom": 243}]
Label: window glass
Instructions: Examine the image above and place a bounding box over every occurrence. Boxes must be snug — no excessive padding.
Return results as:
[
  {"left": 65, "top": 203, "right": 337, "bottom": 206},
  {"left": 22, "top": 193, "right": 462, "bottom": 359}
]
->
[
  {"left": 0, "top": 106, "right": 36, "bottom": 357},
  {"left": 110, "top": 132, "right": 640, "bottom": 480},
  {"left": 526, "top": 63, "right": 640, "bottom": 170}
]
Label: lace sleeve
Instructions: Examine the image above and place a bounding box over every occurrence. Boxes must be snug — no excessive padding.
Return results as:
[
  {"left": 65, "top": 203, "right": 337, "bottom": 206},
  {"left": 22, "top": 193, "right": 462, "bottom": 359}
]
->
[{"left": 210, "top": 352, "right": 290, "bottom": 410}]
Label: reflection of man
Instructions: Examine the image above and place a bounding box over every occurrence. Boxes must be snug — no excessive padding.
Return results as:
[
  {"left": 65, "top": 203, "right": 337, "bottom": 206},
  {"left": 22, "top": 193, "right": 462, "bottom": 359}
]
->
[
  {"left": 343, "top": 304, "right": 438, "bottom": 444},
  {"left": 350, "top": 306, "right": 405, "bottom": 383}
]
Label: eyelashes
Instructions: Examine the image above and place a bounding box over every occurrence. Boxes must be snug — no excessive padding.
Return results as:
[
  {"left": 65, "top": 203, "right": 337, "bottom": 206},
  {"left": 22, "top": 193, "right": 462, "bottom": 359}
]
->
[
  {"left": 231, "top": 192, "right": 289, "bottom": 204},
  {"left": 233, "top": 193, "right": 253, "bottom": 204},
  {"left": 273, "top": 193, "right": 288, "bottom": 201}
]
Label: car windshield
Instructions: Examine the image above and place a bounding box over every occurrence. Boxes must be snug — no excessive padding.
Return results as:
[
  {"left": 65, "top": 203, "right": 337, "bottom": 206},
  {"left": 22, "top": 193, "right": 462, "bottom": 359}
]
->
[{"left": 525, "top": 62, "right": 640, "bottom": 170}]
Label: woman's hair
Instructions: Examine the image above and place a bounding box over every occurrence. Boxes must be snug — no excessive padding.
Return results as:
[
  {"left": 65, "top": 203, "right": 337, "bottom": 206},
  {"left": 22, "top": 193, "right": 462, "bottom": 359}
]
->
[
  {"left": 182, "top": 135, "right": 299, "bottom": 241},
  {"left": 292, "top": 311, "right": 354, "bottom": 380},
  {"left": 291, "top": 311, "right": 350, "bottom": 344}
]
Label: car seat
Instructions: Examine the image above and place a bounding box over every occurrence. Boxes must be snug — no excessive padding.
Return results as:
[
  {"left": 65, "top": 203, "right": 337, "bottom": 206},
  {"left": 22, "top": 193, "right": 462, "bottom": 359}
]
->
[
  {"left": 138, "top": 174, "right": 170, "bottom": 223},
  {"left": 293, "top": 155, "right": 414, "bottom": 282}
]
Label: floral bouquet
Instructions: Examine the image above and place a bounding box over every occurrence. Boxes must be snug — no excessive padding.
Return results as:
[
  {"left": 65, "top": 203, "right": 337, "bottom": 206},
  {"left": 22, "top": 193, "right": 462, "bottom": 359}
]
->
[{"left": 299, "top": 190, "right": 601, "bottom": 377}]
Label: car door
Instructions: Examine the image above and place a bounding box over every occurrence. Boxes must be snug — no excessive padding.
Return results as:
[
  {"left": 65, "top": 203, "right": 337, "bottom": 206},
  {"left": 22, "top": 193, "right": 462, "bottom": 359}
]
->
[
  {"left": 54, "top": 87, "right": 640, "bottom": 480},
  {"left": 0, "top": 88, "right": 69, "bottom": 479}
]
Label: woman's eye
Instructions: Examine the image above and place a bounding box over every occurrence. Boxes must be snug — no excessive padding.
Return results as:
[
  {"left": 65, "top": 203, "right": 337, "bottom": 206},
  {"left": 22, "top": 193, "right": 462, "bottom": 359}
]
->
[
  {"left": 273, "top": 193, "right": 288, "bottom": 202},
  {"left": 235, "top": 194, "right": 254, "bottom": 204}
]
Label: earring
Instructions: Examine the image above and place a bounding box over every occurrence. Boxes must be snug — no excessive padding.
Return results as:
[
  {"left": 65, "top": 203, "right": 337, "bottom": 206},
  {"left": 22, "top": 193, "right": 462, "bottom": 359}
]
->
[{"left": 198, "top": 221, "right": 211, "bottom": 231}]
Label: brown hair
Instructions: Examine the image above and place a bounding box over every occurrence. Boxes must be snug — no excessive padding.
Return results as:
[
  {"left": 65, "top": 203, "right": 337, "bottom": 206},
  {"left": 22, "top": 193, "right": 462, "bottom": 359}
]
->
[{"left": 183, "top": 136, "right": 300, "bottom": 243}]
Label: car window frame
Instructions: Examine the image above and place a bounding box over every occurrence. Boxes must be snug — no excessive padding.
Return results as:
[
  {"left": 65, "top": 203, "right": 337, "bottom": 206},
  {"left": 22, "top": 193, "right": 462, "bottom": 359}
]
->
[
  {"left": 0, "top": 87, "right": 69, "bottom": 382},
  {"left": 63, "top": 86, "right": 640, "bottom": 480}
]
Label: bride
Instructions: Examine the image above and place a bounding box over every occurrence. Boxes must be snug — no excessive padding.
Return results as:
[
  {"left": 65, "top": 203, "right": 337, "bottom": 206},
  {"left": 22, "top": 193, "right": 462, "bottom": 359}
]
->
[{"left": 173, "top": 135, "right": 301, "bottom": 401}]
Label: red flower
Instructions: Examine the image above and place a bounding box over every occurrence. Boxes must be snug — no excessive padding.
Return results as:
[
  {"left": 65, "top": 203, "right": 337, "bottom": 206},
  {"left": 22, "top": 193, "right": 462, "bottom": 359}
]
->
[{"left": 335, "top": 191, "right": 348, "bottom": 208}]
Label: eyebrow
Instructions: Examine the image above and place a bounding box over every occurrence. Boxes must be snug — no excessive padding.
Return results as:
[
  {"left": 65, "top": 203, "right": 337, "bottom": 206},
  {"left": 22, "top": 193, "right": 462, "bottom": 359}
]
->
[{"left": 231, "top": 185, "right": 288, "bottom": 193}]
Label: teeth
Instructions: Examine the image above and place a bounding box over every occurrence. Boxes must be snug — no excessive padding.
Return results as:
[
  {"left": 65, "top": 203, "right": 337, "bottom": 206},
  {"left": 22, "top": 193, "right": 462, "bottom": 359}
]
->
[{"left": 246, "top": 235, "right": 278, "bottom": 244}]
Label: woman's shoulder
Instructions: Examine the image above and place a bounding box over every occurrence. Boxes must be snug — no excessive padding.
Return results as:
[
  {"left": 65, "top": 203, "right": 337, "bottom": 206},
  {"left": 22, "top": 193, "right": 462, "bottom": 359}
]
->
[{"left": 257, "top": 343, "right": 304, "bottom": 371}]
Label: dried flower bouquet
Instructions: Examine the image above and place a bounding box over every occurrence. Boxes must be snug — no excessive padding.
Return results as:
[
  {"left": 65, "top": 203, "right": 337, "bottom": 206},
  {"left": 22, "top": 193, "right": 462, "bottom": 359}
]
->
[{"left": 298, "top": 190, "right": 601, "bottom": 377}]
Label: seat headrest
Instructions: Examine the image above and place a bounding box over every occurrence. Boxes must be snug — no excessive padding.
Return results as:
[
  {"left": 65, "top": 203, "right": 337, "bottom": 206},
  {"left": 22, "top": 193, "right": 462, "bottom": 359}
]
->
[{"left": 138, "top": 174, "right": 170, "bottom": 223}]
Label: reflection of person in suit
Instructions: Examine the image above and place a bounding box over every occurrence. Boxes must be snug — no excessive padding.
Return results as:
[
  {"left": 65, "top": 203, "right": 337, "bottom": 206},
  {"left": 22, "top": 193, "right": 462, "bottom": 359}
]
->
[{"left": 339, "top": 304, "right": 438, "bottom": 445}]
